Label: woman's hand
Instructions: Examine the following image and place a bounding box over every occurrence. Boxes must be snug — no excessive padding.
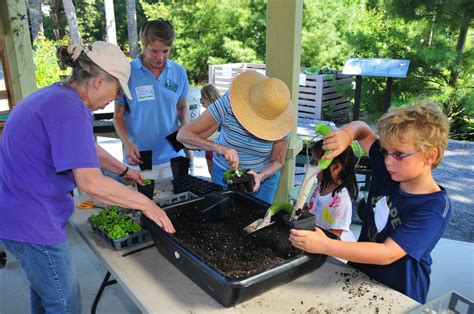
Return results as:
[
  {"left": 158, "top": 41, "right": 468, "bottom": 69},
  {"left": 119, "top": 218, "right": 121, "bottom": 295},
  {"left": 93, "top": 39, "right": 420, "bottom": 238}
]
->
[
  {"left": 219, "top": 145, "right": 239, "bottom": 170},
  {"left": 123, "top": 168, "right": 144, "bottom": 185},
  {"left": 124, "top": 141, "right": 142, "bottom": 165},
  {"left": 247, "top": 170, "right": 261, "bottom": 192},
  {"left": 142, "top": 205, "right": 176, "bottom": 234},
  {"left": 289, "top": 227, "right": 329, "bottom": 254}
]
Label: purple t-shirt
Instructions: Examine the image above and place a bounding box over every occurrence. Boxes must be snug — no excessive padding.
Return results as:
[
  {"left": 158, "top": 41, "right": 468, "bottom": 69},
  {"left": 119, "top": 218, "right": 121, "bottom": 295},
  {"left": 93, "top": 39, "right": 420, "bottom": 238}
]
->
[{"left": 0, "top": 84, "right": 99, "bottom": 245}]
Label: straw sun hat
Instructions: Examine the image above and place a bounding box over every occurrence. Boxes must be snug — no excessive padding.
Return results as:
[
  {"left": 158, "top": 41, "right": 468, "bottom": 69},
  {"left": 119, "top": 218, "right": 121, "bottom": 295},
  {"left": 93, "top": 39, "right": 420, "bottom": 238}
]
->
[{"left": 229, "top": 71, "right": 295, "bottom": 141}]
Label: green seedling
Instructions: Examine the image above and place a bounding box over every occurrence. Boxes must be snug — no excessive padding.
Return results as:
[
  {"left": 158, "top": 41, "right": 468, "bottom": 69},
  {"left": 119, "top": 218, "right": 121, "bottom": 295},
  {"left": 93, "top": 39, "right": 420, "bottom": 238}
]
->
[
  {"left": 223, "top": 167, "right": 244, "bottom": 181},
  {"left": 88, "top": 207, "right": 142, "bottom": 240},
  {"left": 143, "top": 178, "right": 153, "bottom": 185},
  {"left": 268, "top": 201, "right": 294, "bottom": 215}
]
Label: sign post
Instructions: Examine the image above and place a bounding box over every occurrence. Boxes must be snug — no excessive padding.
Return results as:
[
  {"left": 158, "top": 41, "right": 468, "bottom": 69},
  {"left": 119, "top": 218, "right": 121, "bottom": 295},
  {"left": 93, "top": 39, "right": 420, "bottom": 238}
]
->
[{"left": 342, "top": 58, "right": 410, "bottom": 120}]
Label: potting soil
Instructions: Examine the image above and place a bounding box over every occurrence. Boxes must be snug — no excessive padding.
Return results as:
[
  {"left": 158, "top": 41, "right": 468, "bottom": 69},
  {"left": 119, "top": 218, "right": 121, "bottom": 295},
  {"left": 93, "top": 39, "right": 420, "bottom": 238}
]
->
[{"left": 168, "top": 200, "right": 300, "bottom": 279}]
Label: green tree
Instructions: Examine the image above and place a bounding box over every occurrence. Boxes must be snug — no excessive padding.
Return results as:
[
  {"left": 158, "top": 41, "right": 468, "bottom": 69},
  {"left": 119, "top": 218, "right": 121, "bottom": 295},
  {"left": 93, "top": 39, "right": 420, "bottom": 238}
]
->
[
  {"left": 384, "top": 0, "right": 474, "bottom": 88},
  {"left": 301, "top": 1, "right": 363, "bottom": 69},
  {"left": 140, "top": 0, "right": 266, "bottom": 83},
  {"left": 33, "top": 34, "right": 69, "bottom": 88}
]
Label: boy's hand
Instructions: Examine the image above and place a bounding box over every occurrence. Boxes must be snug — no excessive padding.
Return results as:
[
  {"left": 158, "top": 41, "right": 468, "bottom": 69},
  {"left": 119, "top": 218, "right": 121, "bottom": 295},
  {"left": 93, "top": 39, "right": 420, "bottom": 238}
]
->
[
  {"left": 321, "top": 130, "right": 352, "bottom": 160},
  {"left": 289, "top": 227, "right": 329, "bottom": 254}
]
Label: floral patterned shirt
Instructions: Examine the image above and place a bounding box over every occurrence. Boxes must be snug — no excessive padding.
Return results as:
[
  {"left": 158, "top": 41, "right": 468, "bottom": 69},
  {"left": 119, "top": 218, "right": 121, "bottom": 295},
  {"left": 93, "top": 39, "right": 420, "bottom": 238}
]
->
[{"left": 309, "top": 184, "right": 354, "bottom": 237}]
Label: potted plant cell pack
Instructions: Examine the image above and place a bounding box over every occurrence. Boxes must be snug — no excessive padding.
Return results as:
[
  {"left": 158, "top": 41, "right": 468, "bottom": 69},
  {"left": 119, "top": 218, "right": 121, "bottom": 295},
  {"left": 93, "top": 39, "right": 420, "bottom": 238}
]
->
[
  {"left": 137, "top": 178, "right": 155, "bottom": 199},
  {"left": 223, "top": 168, "right": 254, "bottom": 193}
]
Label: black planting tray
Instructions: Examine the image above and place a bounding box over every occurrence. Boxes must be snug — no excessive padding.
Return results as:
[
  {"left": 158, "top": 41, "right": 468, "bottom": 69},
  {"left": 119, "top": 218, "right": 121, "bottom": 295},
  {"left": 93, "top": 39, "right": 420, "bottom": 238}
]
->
[
  {"left": 172, "top": 175, "right": 224, "bottom": 196},
  {"left": 141, "top": 191, "right": 329, "bottom": 307}
]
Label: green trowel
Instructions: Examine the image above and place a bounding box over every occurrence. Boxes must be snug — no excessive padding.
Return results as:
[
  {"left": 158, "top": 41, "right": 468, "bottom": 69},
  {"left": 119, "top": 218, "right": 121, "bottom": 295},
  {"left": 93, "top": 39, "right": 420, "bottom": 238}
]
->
[
  {"left": 289, "top": 123, "right": 335, "bottom": 221},
  {"left": 244, "top": 123, "right": 335, "bottom": 234}
]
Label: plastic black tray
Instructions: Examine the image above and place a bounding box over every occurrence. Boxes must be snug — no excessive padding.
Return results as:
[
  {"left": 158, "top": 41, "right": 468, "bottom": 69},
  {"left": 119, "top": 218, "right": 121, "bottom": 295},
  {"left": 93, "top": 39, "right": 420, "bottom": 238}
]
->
[
  {"left": 172, "top": 175, "right": 223, "bottom": 196},
  {"left": 142, "top": 191, "right": 329, "bottom": 307},
  {"left": 91, "top": 226, "right": 151, "bottom": 251}
]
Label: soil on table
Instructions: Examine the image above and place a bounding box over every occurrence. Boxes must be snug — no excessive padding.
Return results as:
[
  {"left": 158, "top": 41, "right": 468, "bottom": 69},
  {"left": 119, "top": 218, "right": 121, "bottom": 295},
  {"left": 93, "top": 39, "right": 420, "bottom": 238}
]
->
[{"left": 168, "top": 198, "right": 301, "bottom": 279}]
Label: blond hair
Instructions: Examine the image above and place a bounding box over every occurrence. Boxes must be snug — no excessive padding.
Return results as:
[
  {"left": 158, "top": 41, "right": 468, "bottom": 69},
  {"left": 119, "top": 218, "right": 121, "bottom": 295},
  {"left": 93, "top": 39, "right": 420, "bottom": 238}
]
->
[
  {"left": 201, "top": 84, "right": 221, "bottom": 104},
  {"left": 377, "top": 104, "right": 449, "bottom": 168}
]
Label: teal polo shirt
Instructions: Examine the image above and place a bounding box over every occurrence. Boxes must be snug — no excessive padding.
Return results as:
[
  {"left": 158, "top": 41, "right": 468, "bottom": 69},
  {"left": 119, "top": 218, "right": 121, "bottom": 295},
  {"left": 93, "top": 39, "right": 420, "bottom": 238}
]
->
[{"left": 118, "top": 57, "right": 189, "bottom": 165}]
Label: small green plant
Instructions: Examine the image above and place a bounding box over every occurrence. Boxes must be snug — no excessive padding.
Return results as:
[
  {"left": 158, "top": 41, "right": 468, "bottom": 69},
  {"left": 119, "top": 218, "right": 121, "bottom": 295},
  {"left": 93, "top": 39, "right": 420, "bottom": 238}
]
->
[
  {"left": 143, "top": 178, "right": 153, "bottom": 185},
  {"left": 223, "top": 168, "right": 244, "bottom": 181},
  {"left": 88, "top": 207, "right": 142, "bottom": 240}
]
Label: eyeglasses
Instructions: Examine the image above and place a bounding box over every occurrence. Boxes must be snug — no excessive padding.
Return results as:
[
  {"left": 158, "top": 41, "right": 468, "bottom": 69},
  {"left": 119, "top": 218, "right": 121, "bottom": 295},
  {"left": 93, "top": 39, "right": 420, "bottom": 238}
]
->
[{"left": 379, "top": 148, "right": 420, "bottom": 161}]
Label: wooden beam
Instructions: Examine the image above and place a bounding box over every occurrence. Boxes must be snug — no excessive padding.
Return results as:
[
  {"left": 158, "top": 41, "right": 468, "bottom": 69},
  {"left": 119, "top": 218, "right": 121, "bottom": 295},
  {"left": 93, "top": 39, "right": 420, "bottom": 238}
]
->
[
  {"left": 0, "top": 36, "right": 15, "bottom": 108},
  {"left": 266, "top": 0, "right": 303, "bottom": 202}
]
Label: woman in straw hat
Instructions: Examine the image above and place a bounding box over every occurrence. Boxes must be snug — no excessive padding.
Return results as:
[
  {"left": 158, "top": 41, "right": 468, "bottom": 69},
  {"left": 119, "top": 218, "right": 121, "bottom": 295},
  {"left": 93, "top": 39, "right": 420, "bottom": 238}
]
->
[
  {"left": 0, "top": 41, "right": 175, "bottom": 313},
  {"left": 178, "top": 71, "right": 295, "bottom": 203}
]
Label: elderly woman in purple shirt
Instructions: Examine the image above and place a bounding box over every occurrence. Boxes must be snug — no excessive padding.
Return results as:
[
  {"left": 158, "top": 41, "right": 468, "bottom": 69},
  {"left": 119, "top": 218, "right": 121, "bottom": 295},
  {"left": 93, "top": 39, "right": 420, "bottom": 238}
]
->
[{"left": 0, "top": 42, "right": 174, "bottom": 313}]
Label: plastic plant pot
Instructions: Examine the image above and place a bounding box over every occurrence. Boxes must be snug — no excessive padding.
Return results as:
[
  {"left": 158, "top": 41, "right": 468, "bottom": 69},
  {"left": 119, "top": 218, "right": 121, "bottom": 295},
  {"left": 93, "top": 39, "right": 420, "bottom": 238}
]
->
[
  {"left": 137, "top": 179, "right": 155, "bottom": 199},
  {"left": 226, "top": 172, "right": 254, "bottom": 193},
  {"left": 194, "top": 192, "right": 231, "bottom": 223},
  {"left": 166, "top": 130, "right": 185, "bottom": 152},
  {"left": 139, "top": 150, "right": 152, "bottom": 171},
  {"left": 281, "top": 211, "right": 316, "bottom": 231},
  {"left": 170, "top": 156, "right": 190, "bottom": 180}
]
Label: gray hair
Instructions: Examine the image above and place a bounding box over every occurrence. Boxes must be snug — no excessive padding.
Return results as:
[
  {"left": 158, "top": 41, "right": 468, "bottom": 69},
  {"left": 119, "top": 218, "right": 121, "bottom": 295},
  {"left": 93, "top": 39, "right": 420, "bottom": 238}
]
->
[{"left": 56, "top": 45, "right": 116, "bottom": 85}]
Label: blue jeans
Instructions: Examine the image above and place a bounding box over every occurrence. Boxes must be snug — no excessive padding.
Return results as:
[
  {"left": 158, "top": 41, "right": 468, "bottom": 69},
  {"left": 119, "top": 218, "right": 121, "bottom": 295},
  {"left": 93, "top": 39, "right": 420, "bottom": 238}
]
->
[
  {"left": 213, "top": 163, "right": 281, "bottom": 204},
  {"left": 1, "top": 239, "right": 81, "bottom": 314}
]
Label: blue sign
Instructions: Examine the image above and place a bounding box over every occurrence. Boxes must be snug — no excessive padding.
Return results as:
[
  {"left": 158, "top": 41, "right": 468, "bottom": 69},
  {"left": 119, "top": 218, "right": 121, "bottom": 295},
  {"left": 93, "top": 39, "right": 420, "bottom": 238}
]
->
[{"left": 342, "top": 58, "right": 410, "bottom": 78}]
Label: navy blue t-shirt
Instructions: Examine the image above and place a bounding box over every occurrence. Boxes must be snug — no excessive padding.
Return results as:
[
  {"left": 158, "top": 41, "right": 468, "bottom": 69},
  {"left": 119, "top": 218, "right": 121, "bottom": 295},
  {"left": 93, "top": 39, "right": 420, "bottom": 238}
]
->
[{"left": 349, "top": 140, "right": 451, "bottom": 303}]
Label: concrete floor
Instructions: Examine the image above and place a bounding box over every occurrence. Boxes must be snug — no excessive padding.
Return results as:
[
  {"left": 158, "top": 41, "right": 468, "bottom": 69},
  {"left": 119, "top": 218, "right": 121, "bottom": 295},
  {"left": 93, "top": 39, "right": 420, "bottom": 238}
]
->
[{"left": 1, "top": 137, "right": 473, "bottom": 313}]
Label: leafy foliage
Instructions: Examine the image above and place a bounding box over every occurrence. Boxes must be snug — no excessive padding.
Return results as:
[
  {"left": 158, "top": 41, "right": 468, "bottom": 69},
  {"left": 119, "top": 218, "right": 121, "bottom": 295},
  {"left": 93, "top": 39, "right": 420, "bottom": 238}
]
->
[
  {"left": 223, "top": 167, "right": 245, "bottom": 181},
  {"left": 34, "top": 0, "right": 473, "bottom": 139},
  {"left": 32, "top": 33, "right": 69, "bottom": 88},
  {"left": 88, "top": 206, "right": 142, "bottom": 240},
  {"left": 140, "top": 0, "right": 266, "bottom": 82}
]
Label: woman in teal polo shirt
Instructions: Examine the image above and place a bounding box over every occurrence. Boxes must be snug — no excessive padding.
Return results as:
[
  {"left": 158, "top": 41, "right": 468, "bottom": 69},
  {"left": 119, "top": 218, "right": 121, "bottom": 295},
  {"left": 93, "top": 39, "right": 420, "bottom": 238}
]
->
[{"left": 114, "top": 18, "right": 190, "bottom": 177}]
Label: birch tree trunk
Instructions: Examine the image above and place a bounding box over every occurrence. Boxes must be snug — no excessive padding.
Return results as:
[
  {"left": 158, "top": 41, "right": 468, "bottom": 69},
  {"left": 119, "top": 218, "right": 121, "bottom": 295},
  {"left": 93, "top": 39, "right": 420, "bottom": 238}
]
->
[
  {"left": 104, "top": 0, "right": 117, "bottom": 45},
  {"left": 27, "top": 0, "right": 43, "bottom": 42},
  {"left": 62, "top": 0, "right": 81, "bottom": 45},
  {"left": 126, "top": 0, "right": 139, "bottom": 58}
]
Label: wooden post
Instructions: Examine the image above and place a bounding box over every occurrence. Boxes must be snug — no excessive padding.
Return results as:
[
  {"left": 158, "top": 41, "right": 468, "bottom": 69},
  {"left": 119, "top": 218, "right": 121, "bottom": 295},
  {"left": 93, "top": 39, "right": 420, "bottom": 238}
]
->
[
  {"left": 0, "top": 0, "right": 37, "bottom": 103},
  {"left": 266, "top": 0, "right": 303, "bottom": 203}
]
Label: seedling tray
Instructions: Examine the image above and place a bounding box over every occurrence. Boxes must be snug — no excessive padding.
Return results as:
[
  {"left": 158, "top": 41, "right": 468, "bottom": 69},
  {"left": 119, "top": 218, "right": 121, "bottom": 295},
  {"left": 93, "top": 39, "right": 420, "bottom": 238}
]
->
[
  {"left": 409, "top": 291, "right": 473, "bottom": 314},
  {"left": 91, "top": 226, "right": 151, "bottom": 251},
  {"left": 155, "top": 191, "right": 198, "bottom": 207},
  {"left": 172, "top": 175, "right": 223, "bottom": 196},
  {"left": 142, "top": 191, "right": 329, "bottom": 307}
]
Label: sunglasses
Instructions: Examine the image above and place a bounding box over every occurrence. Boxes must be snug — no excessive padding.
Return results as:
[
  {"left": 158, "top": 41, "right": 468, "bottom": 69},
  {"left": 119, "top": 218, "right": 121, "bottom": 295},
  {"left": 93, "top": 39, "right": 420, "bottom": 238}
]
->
[{"left": 379, "top": 148, "right": 420, "bottom": 161}]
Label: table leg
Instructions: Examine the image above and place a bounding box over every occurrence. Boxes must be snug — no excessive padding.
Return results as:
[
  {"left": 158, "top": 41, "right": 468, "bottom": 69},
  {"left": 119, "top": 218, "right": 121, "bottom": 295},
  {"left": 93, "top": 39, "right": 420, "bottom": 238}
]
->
[{"left": 91, "top": 271, "right": 117, "bottom": 314}]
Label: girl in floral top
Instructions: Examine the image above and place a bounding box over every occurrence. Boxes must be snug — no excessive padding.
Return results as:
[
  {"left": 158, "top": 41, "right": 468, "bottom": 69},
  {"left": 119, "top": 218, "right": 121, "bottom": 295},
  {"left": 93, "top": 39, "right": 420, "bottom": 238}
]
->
[{"left": 308, "top": 140, "right": 358, "bottom": 241}]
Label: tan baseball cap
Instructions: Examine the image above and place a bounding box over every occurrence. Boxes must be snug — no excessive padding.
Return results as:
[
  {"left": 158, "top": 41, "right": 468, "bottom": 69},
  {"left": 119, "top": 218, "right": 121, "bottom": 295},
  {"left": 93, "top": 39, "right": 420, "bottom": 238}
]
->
[{"left": 84, "top": 41, "right": 132, "bottom": 99}]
